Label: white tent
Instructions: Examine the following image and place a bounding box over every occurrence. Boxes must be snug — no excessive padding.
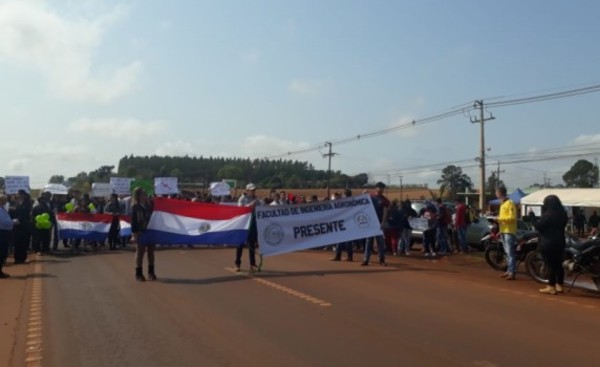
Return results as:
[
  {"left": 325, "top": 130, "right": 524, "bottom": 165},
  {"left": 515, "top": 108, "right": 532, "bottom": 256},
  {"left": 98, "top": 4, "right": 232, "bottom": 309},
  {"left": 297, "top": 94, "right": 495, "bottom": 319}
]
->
[{"left": 521, "top": 189, "right": 600, "bottom": 207}]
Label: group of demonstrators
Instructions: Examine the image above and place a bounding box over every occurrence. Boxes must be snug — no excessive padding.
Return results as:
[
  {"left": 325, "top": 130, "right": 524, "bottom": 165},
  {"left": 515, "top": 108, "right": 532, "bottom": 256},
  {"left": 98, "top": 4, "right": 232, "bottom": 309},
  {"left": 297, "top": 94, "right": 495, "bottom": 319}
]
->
[{"left": 0, "top": 180, "right": 587, "bottom": 298}]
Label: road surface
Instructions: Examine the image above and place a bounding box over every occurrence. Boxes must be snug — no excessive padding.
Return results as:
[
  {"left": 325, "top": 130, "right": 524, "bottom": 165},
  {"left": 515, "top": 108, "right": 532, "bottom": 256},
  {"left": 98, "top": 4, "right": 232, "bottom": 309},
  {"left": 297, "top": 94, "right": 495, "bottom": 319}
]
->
[{"left": 6, "top": 247, "right": 600, "bottom": 367}]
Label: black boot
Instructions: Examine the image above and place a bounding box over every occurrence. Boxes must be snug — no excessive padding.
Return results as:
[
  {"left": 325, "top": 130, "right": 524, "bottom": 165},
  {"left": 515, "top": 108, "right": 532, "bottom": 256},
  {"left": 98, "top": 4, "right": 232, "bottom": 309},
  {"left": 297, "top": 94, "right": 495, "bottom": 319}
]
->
[
  {"left": 148, "top": 265, "right": 157, "bottom": 281},
  {"left": 135, "top": 267, "right": 145, "bottom": 282}
]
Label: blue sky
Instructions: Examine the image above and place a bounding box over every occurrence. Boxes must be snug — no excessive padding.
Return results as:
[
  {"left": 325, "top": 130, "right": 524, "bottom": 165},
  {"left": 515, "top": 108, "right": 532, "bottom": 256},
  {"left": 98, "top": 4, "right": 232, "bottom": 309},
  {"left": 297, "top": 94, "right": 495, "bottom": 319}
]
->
[{"left": 1, "top": 0, "right": 599, "bottom": 189}]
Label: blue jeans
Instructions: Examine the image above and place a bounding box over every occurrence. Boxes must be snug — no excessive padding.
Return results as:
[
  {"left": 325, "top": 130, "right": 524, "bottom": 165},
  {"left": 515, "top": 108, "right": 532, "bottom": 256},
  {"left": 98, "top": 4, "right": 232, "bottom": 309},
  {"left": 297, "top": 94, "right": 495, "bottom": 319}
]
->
[
  {"left": 363, "top": 235, "right": 385, "bottom": 263},
  {"left": 436, "top": 226, "right": 449, "bottom": 253},
  {"left": 501, "top": 233, "right": 517, "bottom": 275},
  {"left": 457, "top": 227, "right": 468, "bottom": 252},
  {"left": 399, "top": 228, "right": 412, "bottom": 253}
]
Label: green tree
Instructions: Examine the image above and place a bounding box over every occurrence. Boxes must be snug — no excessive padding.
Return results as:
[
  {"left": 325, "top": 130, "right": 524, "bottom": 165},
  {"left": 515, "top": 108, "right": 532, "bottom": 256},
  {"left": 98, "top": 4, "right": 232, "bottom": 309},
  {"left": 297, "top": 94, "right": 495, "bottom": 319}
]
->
[
  {"left": 563, "top": 159, "right": 599, "bottom": 188},
  {"left": 48, "top": 175, "right": 65, "bottom": 184},
  {"left": 217, "top": 165, "right": 244, "bottom": 180},
  {"left": 437, "top": 165, "right": 473, "bottom": 200},
  {"left": 487, "top": 172, "right": 505, "bottom": 197}
]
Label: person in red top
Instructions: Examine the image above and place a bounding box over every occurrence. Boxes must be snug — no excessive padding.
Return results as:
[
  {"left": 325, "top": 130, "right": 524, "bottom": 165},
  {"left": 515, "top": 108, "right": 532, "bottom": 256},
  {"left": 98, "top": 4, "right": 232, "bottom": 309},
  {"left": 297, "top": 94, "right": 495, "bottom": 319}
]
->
[
  {"left": 361, "top": 182, "right": 390, "bottom": 266},
  {"left": 454, "top": 197, "right": 469, "bottom": 253}
]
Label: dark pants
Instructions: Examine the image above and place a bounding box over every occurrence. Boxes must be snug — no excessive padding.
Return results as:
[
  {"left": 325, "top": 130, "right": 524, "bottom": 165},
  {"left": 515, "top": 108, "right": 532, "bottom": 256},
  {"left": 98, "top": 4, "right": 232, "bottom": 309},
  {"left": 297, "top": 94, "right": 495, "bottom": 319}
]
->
[
  {"left": 541, "top": 249, "right": 564, "bottom": 287},
  {"left": 13, "top": 227, "right": 30, "bottom": 263},
  {"left": 32, "top": 228, "right": 51, "bottom": 253},
  {"left": 423, "top": 229, "right": 437, "bottom": 254},
  {"left": 0, "top": 230, "right": 10, "bottom": 271},
  {"left": 52, "top": 219, "right": 59, "bottom": 249},
  {"left": 235, "top": 241, "right": 257, "bottom": 267},
  {"left": 334, "top": 241, "right": 354, "bottom": 259}
]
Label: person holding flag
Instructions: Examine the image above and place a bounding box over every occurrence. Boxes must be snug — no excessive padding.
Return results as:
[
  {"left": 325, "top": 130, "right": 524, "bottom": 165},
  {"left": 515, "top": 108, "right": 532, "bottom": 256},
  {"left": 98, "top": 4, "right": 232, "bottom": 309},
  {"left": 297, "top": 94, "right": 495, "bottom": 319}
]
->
[
  {"left": 235, "top": 183, "right": 261, "bottom": 272},
  {"left": 132, "top": 187, "right": 157, "bottom": 281}
]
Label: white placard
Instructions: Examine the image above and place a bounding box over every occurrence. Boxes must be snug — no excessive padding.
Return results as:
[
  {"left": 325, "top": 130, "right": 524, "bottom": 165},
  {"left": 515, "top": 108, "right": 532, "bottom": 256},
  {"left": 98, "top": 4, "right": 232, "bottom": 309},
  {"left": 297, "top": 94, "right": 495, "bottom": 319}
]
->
[
  {"left": 209, "top": 181, "right": 231, "bottom": 197},
  {"left": 4, "top": 176, "right": 30, "bottom": 194},
  {"left": 110, "top": 177, "right": 133, "bottom": 196},
  {"left": 91, "top": 183, "right": 113, "bottom": 198},
  {"left": 154, "top": 177, "right": 179, "bottom": 195},
  {"left": 256, "top": 194, "right": 383, "bottom": 257},
  {"left": 43, "top": 183, "right": 69, "bottom": 195},
  {"left": 408, "top": 217, "right": 430, "bottom": 232}
]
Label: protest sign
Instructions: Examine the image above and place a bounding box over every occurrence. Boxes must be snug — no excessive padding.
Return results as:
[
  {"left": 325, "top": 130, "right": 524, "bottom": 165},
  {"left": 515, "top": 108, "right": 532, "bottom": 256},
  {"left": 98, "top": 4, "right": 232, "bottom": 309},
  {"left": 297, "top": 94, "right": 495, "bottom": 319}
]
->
[
  {"left": 209, "top": 181, "right": 231, "bottom": 197},
  {"left": 154, "top": 177, "right": 179, "bottom": 195},
  {"left": 256, "top": 194, "right": 382, "bottom": 257},
  {"left": 91, "top": 183, "right": 113, "bottom": 198},
  {"left": 110, "top": 177, "right": 134, "bottom": 195},
  {"left": 4, "top": 176, "right": 30, "bottom": 194}
]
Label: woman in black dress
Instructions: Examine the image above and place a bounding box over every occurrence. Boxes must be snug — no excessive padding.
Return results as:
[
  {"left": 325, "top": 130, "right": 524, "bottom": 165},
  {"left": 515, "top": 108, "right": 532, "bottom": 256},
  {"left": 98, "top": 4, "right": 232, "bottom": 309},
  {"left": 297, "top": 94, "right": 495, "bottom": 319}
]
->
[{"left": 534, "top": 195, "right": 568, "bottom": 294}]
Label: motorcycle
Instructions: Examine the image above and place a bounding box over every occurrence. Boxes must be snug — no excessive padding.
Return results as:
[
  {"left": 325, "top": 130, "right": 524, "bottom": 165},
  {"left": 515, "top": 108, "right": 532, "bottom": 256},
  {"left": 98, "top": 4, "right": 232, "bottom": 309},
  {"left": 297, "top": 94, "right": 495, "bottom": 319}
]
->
[
  {"left": 484, "top": 231, "right": 539, "bottom": 272},
  {"left": 525, "top": 233, "right": 600, "bottom": 291}
]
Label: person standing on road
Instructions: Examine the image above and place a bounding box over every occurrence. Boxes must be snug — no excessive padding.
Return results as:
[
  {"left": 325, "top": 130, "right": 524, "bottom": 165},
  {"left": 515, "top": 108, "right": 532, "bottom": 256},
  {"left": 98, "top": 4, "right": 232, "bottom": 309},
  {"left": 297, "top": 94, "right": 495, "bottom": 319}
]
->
[
  {"left": 435, "top": 198, "right": 450, "bottom": 255},
  {"left": 331, "top": 189, "right": 355, "bottom": 262},
  {"left": 422, "top": 202, "right": 438, "bottom": 257},
  {"left": 398, "top": 200, "right": 417, "bottom": 256},
  {"left": 132, "top": 187, "right": 156, "bottom": 282},
  {"left": 361, "top": 182, "right": 390, "bottom": 266},
  {"left": 236, "top": 183, "right": 261, "bottom": 272},
  {"left": 12, "top": 190, "right": 32, "bottom": 264},
  {"left": 454, "top": 197, "right": 469, "bottom": 253},
  {"left": 589, "top": 211, "right": 599, "bottom": 236},
  {"left": 496, "top": 186, "right": 518, "bottom": 280},
  {"left": 0, "top": 195, "right": 16, "bottom": 278},
  {"left": 534, "top": 195, "right": 568, "bottom": 295}
]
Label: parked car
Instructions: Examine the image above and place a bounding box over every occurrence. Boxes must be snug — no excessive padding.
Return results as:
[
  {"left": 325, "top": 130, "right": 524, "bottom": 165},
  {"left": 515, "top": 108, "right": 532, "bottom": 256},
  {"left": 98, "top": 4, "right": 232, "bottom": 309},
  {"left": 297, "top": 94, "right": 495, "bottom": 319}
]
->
[{"left": 410, "top": 211, "right": 534, "bottom": 251}]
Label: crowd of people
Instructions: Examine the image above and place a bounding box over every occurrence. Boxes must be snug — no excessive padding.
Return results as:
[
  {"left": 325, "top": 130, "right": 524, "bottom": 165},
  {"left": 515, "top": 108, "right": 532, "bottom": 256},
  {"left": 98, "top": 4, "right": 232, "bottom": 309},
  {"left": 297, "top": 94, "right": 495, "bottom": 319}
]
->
[{"left": 1, "top": 182, "right": 598, "bottom": 296}]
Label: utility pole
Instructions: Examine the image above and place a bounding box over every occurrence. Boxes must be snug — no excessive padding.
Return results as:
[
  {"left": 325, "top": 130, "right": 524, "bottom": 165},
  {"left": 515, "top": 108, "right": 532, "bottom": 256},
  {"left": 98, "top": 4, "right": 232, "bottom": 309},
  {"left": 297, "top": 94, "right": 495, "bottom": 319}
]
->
[
  {"left": 322, "top": 142, "right": 338, "bottom": 199},
  {"left": 496, "top": 161, "right": 505, "bottom": 186},
  {"left": 470, "top": 100, "right": 495, "bottom": 211},
  {"left": 399, "top": 175, "right": 403, "bottom": 200}
]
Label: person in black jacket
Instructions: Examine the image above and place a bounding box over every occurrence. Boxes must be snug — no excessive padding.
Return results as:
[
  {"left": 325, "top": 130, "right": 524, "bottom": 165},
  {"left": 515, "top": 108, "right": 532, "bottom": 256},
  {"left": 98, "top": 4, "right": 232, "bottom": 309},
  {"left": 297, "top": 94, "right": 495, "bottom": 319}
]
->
[
  {"left": 534, "top": 195, "right": 568, "bottom": 295},
  {"left": 12, "top": 190, "right": 32, "bottom": 264},
  {"left": 131, "top": 187, "right": 156, "bottom": 281}
]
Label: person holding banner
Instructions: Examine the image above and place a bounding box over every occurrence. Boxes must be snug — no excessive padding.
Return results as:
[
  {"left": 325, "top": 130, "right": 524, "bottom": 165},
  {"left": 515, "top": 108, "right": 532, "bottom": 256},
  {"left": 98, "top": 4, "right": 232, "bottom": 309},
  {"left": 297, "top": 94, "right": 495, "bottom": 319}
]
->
[
  {"left": 331, "top": 189, "right": 356, "bottom": 262},
  {"left": 235, "top": 183, "right": 260, "bottom": 272},
  {"left": 132, "top": 187, "right": 157, "bottom": 281},
  {"left": 32, "top": 194, "right": 53, "bottom": 255},
  {"left": 361, "top": 182, "right": 390, "bottom": 267},
  {"left": 0, "top": 195, "right": 16, "bottom": 278},
  {"left": 105, "top": 194, "right": 123, "bottom": 250}
]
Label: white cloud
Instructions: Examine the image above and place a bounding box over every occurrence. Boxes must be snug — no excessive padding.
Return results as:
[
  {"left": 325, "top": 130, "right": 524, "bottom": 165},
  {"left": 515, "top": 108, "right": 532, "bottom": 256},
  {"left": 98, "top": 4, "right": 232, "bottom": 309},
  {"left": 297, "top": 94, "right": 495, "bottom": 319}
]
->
[
  {"left": 288, "top": 78, "right": 332, "bottom": 96},
  {"left": 0, "top": 1, "right": 141, "bottom": 103},
  {"left": 240, "top": 135, "right": 311, "bottom": 158},
  {"left": 68, "top": 118, "right": 169, "bottom": 139},
  {"left": 570, "top": 134, "right": 600, "bottom": 146}
]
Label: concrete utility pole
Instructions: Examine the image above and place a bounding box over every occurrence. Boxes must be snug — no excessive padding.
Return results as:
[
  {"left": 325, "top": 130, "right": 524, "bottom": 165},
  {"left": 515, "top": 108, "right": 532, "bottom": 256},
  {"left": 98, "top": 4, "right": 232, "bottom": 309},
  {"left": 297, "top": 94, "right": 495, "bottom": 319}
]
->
[
  {"left": 470, "top": 100, "right": 495, "bottom": 211},
  {"left": 496, "top": 161, "right": 505, "bottom": 186},
  {"left": 322, "top": 142, "right": 338, "bottom": 199}
]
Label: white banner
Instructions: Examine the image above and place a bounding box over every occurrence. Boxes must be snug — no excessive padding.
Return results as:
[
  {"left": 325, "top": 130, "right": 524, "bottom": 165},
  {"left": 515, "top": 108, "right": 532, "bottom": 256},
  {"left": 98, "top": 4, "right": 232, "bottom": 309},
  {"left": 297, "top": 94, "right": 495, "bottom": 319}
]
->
[
  {"left": 256, "top": 194, "right": 382, "bottom": 257},
  {"left": 154, "top": 177, "right": 179, "bottom": 195},
  {"left": 91, "top": 183, "right": 113, "bottom": 198},
  {"left": 4, "top": 176, "right": 30, "bottom": 194},
  {"left": 209, "top": 181, "right": 231, "bottom": 196},
  {"left": 43, "top": 183, "right": 69, "bottom": 195},
  {"left": 110, "top": 177, "right": 133, "bottom": 195}
]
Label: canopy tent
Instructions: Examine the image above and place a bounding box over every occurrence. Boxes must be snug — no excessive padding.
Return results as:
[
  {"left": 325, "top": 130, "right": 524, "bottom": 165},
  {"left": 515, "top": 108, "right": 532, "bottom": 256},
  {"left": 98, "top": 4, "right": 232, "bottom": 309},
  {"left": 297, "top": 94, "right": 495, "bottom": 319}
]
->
[
  {"left": 520, "top": 188, "right": 600, "bottom": 207},
  {"left": 42, "top": 183, "right": 69, "bottom": 195},
  {"left": 488, "top": 188, "right": 528, "bottom": 206}
]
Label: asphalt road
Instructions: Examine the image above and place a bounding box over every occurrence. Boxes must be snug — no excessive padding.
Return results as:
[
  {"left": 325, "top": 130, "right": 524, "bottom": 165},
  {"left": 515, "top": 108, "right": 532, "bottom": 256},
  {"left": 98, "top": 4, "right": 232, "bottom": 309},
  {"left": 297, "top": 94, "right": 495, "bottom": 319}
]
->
[{"left": 10, "top": 247, "right": 600, "bottom": 367}]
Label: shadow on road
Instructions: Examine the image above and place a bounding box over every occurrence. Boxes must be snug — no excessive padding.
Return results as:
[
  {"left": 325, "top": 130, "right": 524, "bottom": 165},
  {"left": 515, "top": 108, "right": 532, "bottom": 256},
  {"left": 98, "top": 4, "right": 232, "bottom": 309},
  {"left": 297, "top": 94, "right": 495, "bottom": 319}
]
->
[{"left": 159, "top": 265, "right": 457, "bottom": 286}]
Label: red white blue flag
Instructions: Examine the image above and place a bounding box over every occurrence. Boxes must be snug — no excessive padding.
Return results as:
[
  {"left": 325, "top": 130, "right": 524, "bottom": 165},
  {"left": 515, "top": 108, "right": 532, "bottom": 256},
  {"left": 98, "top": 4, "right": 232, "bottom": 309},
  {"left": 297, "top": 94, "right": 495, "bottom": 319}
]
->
[
  {"left": 139, "top": 198, "right": 252, "bottom": 245},
  {"left": 57, "top": 213, "right": 130, "bottom": 241}
]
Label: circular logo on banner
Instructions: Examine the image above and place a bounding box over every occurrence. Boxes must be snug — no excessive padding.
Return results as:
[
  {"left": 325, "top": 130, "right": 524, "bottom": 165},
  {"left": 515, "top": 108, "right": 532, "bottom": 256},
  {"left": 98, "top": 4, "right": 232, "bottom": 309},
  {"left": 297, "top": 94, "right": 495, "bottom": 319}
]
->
[
  {"left": 264, "top": 224, "right": 285, "bottom": 246},
  {"left": 198, "top": 223, "right": 211, "bottom": 234},
  {"left": 354, "top": 211, "right": 370, "bottom": 228}
]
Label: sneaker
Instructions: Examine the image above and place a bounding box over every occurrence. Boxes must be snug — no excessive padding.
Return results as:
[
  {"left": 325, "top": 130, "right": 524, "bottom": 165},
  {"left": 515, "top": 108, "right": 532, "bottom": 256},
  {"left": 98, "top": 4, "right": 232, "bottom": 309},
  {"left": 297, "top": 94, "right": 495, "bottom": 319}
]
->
[
  {"left": 539, "top": 286, "right": 557, "bottom": 295},
  {"left": 250, "top": 265, "right": 258, "bottom": 273},
  {"left": 379, "top": 261, "right": 387, "bottom": 267},
  {"left": 234, "top": 267, "right": 241, "bottom": 272},
  {"left": 555, "top": 284, "right": 564, "bottom": 293},
  {"left": 431, "top": 252, "right": 437, "bottom": 257},
  {"left": 405, "top": 251, "right": 410, "bottom": 256},
  {"left": 424, "top": 253, "right": 431, "bottom": 258},
  {"left": 360, "top": 261, "right": 369, "bottom": 266},
  {"left": 505, "top": 273, "right": 516, "bottom": 280},
  {"left": 329, "top": 257, "right": 341, "bottom": 261},
  {"left": 500, "top": 272, "right": 509, "bottom": 278}
]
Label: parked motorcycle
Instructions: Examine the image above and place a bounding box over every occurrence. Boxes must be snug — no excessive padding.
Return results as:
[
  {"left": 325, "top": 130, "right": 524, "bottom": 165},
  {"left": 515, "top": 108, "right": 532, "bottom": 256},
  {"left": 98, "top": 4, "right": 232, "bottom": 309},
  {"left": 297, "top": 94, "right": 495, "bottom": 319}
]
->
[
  {"left": 525, "top": 234, "right": 600, "bottom": 290},
  {"left": 484, "top": 231, "right": 539, "bottom": 271}
]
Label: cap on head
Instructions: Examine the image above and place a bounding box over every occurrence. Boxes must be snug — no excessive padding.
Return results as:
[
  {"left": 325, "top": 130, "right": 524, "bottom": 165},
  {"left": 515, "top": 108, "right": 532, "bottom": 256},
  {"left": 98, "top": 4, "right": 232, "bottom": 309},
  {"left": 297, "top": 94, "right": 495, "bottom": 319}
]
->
[{"left": 246, "top": 183, "right": 256, "bottom": 191}]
